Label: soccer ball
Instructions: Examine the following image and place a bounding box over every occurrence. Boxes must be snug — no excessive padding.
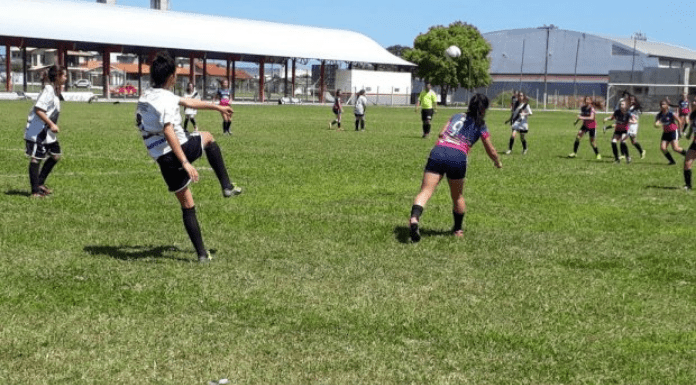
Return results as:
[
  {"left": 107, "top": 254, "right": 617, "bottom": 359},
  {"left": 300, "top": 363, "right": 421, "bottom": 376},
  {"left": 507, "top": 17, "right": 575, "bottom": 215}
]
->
[{"left": 445, "top": 45, "right": 461, "bottom": 58}]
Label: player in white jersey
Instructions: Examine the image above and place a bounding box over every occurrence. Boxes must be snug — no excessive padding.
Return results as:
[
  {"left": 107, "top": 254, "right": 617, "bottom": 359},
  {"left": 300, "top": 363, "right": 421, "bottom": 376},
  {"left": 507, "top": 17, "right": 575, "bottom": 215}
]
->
[
  {"left": 354, "top": 89, "right": 368, "bottom": 131},
  {"left": 24, "top": 65, "right": 67, "bottom": 197},
  {"left": 505, "top": 92, "right": 532, "bottom": 155},
  {"left": 182, "top": 82, "right": 199, "bottom": 132},
  {"left": 136, "top": 51, "right": 241, "bottom": 263}
]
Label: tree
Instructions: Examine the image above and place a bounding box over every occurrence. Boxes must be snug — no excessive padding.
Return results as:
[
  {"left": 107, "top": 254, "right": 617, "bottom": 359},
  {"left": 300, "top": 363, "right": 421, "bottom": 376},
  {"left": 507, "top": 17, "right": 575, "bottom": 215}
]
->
[{"left": 403, "top": 21, "right": 492, "bottom": 105}]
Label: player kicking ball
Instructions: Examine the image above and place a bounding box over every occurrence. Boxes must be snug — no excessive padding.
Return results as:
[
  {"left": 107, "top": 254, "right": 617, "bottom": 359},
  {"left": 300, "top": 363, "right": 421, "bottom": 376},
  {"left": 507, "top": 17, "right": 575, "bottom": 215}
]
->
[{"left": 136, "top": 51, "right": 242, "bottom": 263}]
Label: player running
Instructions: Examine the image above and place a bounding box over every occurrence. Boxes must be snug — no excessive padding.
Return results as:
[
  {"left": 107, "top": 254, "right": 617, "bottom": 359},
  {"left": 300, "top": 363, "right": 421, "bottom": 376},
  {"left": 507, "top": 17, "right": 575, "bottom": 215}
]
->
[
  {"left": 603, "top": 99, "right": 636, "bottom": 164},
  {"left": 627, "top": 95, "right": 646, "bottom": 159},
  {"left": 329, "top": 89, "right": 343, "bottom": 130},
  {"left": 213, "top": 79, "right": 233, "bottom": 135},
  {"left": 568, "top": 96, "right": 602, "bottom": 160},
  {"left": 655, "top": 98, "right": 687, "bottom": 165},
  {"left": 136, "top": 51, "right": 242, "bottom": 263},
  {"left": 408, "top": 93, "right": 502, "bottom": 243},
  {"left": 183, "top": 82, "right": 200, "bottom": 132},
  {"left": 24, "top": 64, "right": 67, "bottom": 197},
  {"left": 678, "top": 91, "right": 690, "bottom": 135}
]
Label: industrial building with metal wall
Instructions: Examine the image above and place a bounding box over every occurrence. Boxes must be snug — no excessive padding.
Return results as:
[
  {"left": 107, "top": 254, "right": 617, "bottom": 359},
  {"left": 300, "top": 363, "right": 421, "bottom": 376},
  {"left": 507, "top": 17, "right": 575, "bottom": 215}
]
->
[{"left": 457, "top": 27, "right": 696, "bottom": 111}]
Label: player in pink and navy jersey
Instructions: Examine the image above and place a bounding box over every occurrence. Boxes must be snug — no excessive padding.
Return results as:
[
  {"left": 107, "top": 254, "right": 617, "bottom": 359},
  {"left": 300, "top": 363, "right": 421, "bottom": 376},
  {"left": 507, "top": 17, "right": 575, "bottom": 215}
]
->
[
  {"left": 603, "top": 99, "right": 636, "bottom": 163},
  {"left": 568, "top": 96, "right": 602, "bottom": 159},
  {"left": 214, "top": 79, "right": 233, "bottom": 134},
  {"left": 678, "top": 91, "right": 690, "bottom": 134},
  {"left": 408, "top": 93, "right": 502, "bottom": 242},
  {"left": 655, "top": 98, "right": 687, "bottom": 165}
]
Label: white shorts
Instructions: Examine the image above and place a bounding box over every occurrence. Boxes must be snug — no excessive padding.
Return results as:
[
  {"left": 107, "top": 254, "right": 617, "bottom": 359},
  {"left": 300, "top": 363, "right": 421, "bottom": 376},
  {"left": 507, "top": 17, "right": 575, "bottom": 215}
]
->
[
  {"left": 628, "top": 124, "right": 638, "bottom": 137},
  {"left": 512, "top": 122, "right": 528, "bottom": 132}
]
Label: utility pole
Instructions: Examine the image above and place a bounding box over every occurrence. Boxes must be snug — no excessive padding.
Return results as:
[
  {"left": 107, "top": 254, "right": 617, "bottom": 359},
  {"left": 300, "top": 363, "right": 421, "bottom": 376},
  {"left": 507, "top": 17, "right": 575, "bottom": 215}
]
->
[{"left": 630, "top": 31, "right": 647, "bottom": 83}]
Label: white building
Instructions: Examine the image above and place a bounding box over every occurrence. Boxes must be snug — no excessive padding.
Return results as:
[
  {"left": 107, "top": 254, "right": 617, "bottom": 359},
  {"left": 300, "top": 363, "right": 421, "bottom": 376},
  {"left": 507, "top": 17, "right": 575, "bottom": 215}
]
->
[{"left": 335, "top": 68, "right": 412, "bottom": 105}]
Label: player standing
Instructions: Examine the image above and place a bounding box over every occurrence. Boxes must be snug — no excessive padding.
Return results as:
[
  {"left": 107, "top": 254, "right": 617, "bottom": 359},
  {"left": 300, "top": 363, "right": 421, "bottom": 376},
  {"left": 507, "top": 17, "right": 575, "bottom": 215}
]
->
[
  {"left": 627, "top": 95, "right": 646, "bottom": 159},
  {"left": 24, "top": 64, "right": 67, "bottom": 197},
  {"left": 329, "top": 89, "right": 343, "bottom": 130},
  {"left": 136, "top": 51, "right": 242, "bottom": 263},
  {"left": 213, "top": 79, "right": 232, "bottom": 135},
  {"left": 678, "top": 91, "right": 690, "bottom": 135},
  {"left": 655, "top": 98, "right": 687, "bottom": 165},
  {"left": 354, "top": 89, "right": 367, "bottom": 131},
  {"left": 183, "top": 82, "right": 199, "bottom": 132},
  {"left": 415, "top": 83, "right": 438, "bottom": 138},
  {"left": 505, "top": 92, "right": 532, "bottom": 155},
  {"left": 603, "top": 99, "right": 636, "bottom": 164},
  {"left": 408, "top": 94, "right": 502, "bottom": 243},
  {"left": 568, "top": 96, "right": 601, "bottom": 160}
]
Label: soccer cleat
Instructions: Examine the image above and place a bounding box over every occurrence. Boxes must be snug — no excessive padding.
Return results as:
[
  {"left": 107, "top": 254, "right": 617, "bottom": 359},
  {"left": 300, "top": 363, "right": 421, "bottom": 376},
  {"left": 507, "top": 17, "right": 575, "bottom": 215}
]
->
[
  {"left": 568, "top": 152, "right": 576, "bottom": 158},
  {"left": 198, "top": 251, "right": 212, "bottom": 263},
  {"left": 641, "top": 150, "right": 646, "bottom": 159},
  {"left": 223, "top": 186, "right": 243, "bottom": 197},
  {"left": 685, "top": 185, "right": 692, "bottom": 191},
  {"left": 522, "top": 149, "right": 528, "bottom": 155},
  {"left": 409, "top": 222, "right": 421, "bottom": 243},
  {"left": 668, "top": 161, "right": 677, "bottom": 165},
  {"left": 596, "top": 154, "right": 602, "bottom": 160},
  {"left": 614, "top": 159, "right": 621, "bottom": 164},
  {"left": 619, "top": 155, "right": 625, "bottom": 160},
  {"left": 505, "top": 150, "right": 512, "bottom": 155},
  {"left": 38, "top": 185, "right": 53, "bottom": 195},
  {"left": 626, "top": 156, "right": 632, "bottom": 164},
  {"left": 453, "top": 229, "right": 464, "bottom": 238},
  {"left": 31, "top": 192, "right": 46, "bottom": 198}
]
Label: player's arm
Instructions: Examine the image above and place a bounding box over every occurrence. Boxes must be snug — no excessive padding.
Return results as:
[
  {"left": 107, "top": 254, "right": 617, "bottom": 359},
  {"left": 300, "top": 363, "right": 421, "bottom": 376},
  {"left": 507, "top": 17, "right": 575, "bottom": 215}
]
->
[
  {"left": 180, "top": 98, "right": 233, "bottom": 120},
  {"left": 34, "top": 107, "right": 59, "bottom": 133},
  {"left": 163, "top": 123, "right": 198, "bottom": 182},
  {"left": 654, "top": 116, "right": 663, "bottom": 128},
  {"left": 604, "top": 113, "right": 616, "bottom": 123},
  {"left": 481, "top": 135, "right": 502, "bottom": 168}
]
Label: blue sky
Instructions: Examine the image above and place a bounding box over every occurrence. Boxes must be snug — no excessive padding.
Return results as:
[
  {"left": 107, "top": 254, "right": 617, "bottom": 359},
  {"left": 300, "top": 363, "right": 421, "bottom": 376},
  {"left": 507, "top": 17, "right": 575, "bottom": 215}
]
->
[{"left": 87, "top": 0, "right": 696, "bottom": 51}]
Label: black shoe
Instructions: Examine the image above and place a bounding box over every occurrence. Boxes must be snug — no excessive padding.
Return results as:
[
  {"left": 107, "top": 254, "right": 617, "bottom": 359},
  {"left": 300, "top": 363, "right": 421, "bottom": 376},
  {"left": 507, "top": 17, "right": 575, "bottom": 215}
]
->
[
  {"left": 409, "top": 222, "right": 421, "bottom": 243},
  {"left": 223, "top": 186, "right": 242, "bottom": 197},
  {"left": 668, "top": 161, "right": 677, "bottom": 165}
]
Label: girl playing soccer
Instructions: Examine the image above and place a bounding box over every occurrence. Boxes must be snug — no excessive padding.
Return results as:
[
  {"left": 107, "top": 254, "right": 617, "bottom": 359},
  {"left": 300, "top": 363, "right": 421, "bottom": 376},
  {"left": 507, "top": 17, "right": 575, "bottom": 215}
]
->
[
  {"left": 678, "top": 91, "right": 690, "bottom": 135},
  {"left": 655, "top": 98, "right": 687, "bottom": 165},
  {"left": 408, "top": 93, "right": 502, "bottom": 242},
  {"left": 568, "top": 96, "right": 601, "bottom": 160},
  {"left": 505, "top": 92, "right": 532, "bottom": 155},
  {"left": 183, "top": 82, "right": 200, "bottom": 132},
  {"left": 603, "top": 99, "right": 636, "bottom": 164},
  {"left": 213, "top": 79, "right": 232, "bottom": 134},
  {"left": 24, "top": 64, "right": 67, "bottom": 197},
  {"left": 627, "top": 95, "right": 646, "bottom": 159},
  {"left": 354, "top": 89, "right": 367, "bottom": 131},
  {"left": 329, "top": 89, "right": 343, "bottom": 130}
]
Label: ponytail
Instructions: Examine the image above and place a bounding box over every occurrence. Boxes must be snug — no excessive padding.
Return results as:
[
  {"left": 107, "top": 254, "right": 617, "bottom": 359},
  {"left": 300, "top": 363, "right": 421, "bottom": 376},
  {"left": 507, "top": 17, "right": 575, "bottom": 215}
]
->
[
  {"left": 466, "top": 93, "right": 489, "bottom": 127},
  {"left": 41, "top": 64, "right": 65, "bottom": 88}
]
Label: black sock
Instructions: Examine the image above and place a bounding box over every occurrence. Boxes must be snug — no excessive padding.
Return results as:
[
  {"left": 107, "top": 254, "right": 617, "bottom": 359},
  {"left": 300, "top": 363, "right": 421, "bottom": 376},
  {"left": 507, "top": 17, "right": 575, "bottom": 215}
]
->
[
  {"left": 410, "top": 204, "right": 424, "bottom": 221},
  {"left": 612, "top": 142, "right": 619, "bottom": 160},
  {"left": 182, "top": 206, "right": 207, "bottom": 257},
  {"left": 452, "top": 211, "right": 465, "bottom": 232},
  {"left": 29, "top": 161, "right": 41, "bottom": 194},
  {"left": 664, "top": 151, "right": 676, "bottom": 163},
  {"left": 685, "top": 169, "right": 692, "bottom": 188},
  {"left": 521, "top": 139, "right": 527, "bottom": 151},
  {"left": 573, "top": 139, "right": 580, "bottom": 153},
  {"left": 222, "top": 121, "right": 227, "bottom": 133},
  {"left": 681, "top": 149, "right": 687, "bottom": 156},
  {"left": 593, "top": 145, "right": 599, "bottom": 155},
  {"left": 620, "top": 143, "right": 629, "bottom": 158},
  {"left": 38, "top": 157, "right": 58, "bottom": 186},
  {"left": 423, "top": 123, "right": 431, "bottom": 135},
  {"left": 183, "top": 117, "right": 189, "bottom": 131},
  {"left": 337, "top": 121, "right": 341, "bottom": 128},
  {"left": 355, "top": 120, "right": 359, "bottom": 131},
  {"left": 204, "top": 142, "right": 233, "bottom": 190},
  {"left": 508, "top": 137, "right": 514, "bottom": 150},
  {"left": 191, "top": 117, "right": 197, "bottom": 129},
  {"left": 633, "top": 142, "right": 643, "bottom": 153},
  {"left": 360, "top": 120, "right": 365, "bottom": 130}
]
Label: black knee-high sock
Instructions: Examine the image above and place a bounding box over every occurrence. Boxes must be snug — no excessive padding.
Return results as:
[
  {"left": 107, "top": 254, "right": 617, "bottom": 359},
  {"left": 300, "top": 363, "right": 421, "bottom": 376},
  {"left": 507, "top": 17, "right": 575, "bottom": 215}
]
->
[
  {"left": 423, "top": 122, "right": 431, "bottom": 135},
  {"left": 355, "top": 120, "right": 360, "bottom": 131},
  {"left": 612, "top": 142, "right": 619, "bottom": 160},
  {"left": 204, "top": 142, "right": 233, "bottom": 190},
  {"left": 222, "top": 120, "right": 227, "bottom": 133},
  {"left": 685, "top": 169, "right": 692, "bottom": 188},
  {"left": 521, "top": 139, "right": 527, "bottom": 151},
  {"left": 680, "top": 149, "right": 687, "bottom": 156},
  {"left": 38, "top": 157, "right": 58, "bottom": 186},
  {"left": 29, "top": 161, "right": 41, "bottom": 194},
  {"left": 508, "top": 137, "right": 514, "bottom": 150},
  {"left": 360, "top": 119, "right": 365, "bottom": 129},
  {"left": 182, "top": 206, "right": 207, "bottom": 257},
  {"left": 190, "top": 117, "right": 197, "bottom": 129},
  {"left": 633, "top": 142, "right": 643, "bottom": 153},
  {"left": 664, "top": 151, "right": 676, "bottom": 163},
  {"left": 410, "top": 204, "right": 423, "bottom": 221},
  {"left": 592, "top": 144, "right": 599, "bottom": 154},
  {"left": 620, "top": 143, "right": 629, "bottom": 158},
  {"left": 573, "top": 139, "right": 580, "bottom": 153},
  {"left": 452, "top": 211, "right": 465, "bottom": 232}
]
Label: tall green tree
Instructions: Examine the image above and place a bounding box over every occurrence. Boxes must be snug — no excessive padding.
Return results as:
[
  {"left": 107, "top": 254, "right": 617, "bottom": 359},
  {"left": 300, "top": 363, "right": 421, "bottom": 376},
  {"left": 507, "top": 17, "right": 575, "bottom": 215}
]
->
[{"left": 404, "top": 21, "right": 492, "bottom": 105}]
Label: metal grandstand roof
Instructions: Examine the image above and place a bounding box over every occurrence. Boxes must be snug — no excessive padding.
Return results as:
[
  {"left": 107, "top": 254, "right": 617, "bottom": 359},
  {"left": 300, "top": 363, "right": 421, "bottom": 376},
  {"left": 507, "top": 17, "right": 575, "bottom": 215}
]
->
[
  {"left": 599, "top": 35, "right": 696, "bottom": 61},
  {"left": 0, "top": 0, "right": 414, "bottom": 67}
]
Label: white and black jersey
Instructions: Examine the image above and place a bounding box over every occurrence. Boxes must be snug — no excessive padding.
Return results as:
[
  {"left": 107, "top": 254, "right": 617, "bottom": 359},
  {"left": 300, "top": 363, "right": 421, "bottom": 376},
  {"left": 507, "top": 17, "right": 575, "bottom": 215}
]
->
[
  {"left": 136, "top": 88, "right": 188, "bottom": 159},
  {"left": 183, "top": 90, "right": 199, "bottom": 116},
  {"left": 25, "top": 84, "right": 60, "bottom": 144},
  {"left": 354, "top": 95, "right": 368, "bottom": 115}
]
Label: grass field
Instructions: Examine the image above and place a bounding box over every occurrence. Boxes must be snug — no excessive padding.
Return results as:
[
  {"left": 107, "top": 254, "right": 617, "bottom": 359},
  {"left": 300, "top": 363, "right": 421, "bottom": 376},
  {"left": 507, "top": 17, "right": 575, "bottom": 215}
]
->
[{"left": 1, "top": 100, "right": 695, "bottom": 384}]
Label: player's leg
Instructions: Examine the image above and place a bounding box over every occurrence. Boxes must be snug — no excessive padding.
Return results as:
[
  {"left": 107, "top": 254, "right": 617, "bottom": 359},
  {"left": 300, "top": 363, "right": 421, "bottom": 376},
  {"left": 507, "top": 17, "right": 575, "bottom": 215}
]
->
[
  {"left": 611, "top": 135, "right": 620, "bottom": 162},
  {"left": 447, "top": 177, "right": 466, "bottom": 237},
  {"left": 570, "top": 130, "right": 584, "bottom": 157},
  {"left": 661, "top": 139, "right": 676, "bottom": 164},
  {"left": 199, "top": 131, "right": 240, "bottom": 197},
  {"left": 671, "top": 139, "right": 686, "bottom": 156},
  {"left": 410, "top": 171, "right": 444, "bottom": 242},
  {"left": 175, "top": 187, "right": 209, "bottom": 262},
  {"left": 619, "top": 134, "right": 631, "bottom": 162},
  {"left": 506, "top": 129, "right": 517, "bottom": 154},
  {"left": 520, "top": 131, "right": 528, "bottom": 154},
  {"left": 684, "top": 144, "right": 696, "bottom": 190}
]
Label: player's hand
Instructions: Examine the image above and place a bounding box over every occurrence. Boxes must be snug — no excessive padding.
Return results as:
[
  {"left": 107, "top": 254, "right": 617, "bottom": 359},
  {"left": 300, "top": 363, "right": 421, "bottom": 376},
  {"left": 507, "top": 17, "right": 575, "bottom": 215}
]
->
[
  {"left": 183, "top": 162, "right": 199, "bottom": 183},
  {"left": 494, "top": 159, "right": 503, "bottom": 168},
  {"left": 219, "top": 106, "right": 234, "bottom": 120},
  {"left": 49, "top": 124, "right": 60, "bottom": 133}
]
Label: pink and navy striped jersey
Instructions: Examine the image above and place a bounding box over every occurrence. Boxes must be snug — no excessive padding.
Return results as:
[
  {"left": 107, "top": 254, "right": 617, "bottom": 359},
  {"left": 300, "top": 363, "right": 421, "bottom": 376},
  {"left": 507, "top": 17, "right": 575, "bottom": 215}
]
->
[
  {"left": 656, "top": 110, "right": 679, "bottom": 132},
  {"left": 435, "top": 113, "right": 490, "bottom": 155}
]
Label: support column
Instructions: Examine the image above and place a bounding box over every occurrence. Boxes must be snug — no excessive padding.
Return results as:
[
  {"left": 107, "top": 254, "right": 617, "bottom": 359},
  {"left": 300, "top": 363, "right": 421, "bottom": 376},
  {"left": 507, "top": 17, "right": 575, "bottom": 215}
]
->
[
  {"left": 5, "top": 43, "right": 11, "bottom": 91},
  {"left": 189, "top": 53, "right": 195, "bottom": 86},
  {"left": 259, "top": 59, "right": 265, "bottom": 102},
  {"left": 102, "top": 49, "right": 110, "bottom": 99},
  {"left": 284, "top": 59, "right": 288, "bottom": 97},
  {"left": 137, "top": 54, "right": 142, "bottom": 96},
  {"left": 231, "top": 59, "right": 236, "bottom": 100},
  {"left": 319, "top": 60, "right": 325, "bottom": 104},
  {"left": 291, "top": 59, "right": 296, "bottom": 98},
  {"left": 22, "top": 47, "right": 27, "bottom": 92},
  {"left": 202, "top": 56, "right": 207, "bottom": 99}
]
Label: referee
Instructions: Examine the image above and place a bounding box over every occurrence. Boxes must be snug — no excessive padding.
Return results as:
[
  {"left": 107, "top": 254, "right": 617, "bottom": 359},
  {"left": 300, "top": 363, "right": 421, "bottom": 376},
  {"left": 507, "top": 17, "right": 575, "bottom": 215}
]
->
[{"left": 416, "top": 83, "right": 438, "bottom": 138}]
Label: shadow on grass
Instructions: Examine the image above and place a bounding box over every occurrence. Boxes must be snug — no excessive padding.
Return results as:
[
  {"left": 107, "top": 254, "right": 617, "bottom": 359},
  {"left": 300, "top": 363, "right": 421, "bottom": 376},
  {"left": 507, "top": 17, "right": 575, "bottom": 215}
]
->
[
  {"left": 646, "top": 185, "right": 683, "bottom": 190},
  {"left": 83, "top": 245, "right": 198, "bottom": 262},
  {"left": 5, "top": 190, "right": 31, "bottom": 197},
  {"left": 393, "top": 226, "right": 454, "bottom": 244}
]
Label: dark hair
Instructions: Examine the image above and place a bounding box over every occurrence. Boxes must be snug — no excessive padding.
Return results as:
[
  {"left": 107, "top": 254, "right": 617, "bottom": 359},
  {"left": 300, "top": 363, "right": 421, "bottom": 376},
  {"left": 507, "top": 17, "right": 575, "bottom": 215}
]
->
[
  {"left": 466, "top": 93, "right": 489, "bottom": 126},
  {"left": 41, "top": 64, "right": 65, "bottom": 87},
  {"left": 629, "top": 95, "right": 642, "bottom": 112},
  {"left": 151, "top": 51, "right": 176, "bottom": 88}
]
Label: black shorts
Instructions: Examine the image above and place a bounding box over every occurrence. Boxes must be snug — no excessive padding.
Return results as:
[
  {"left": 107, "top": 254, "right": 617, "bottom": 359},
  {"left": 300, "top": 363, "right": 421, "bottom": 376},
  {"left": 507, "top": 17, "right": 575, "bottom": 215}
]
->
[
  {"left": 156, "top": 134, "right": 204, "bottom": 193},
  {"left": 421, "top": 108, "right": 434, "bottom": 122},
  {"left": 689, "top": 141, "right": 696, "bottom": 152},
  {"left": 661, "top": 131, "right": 678, "bottom": 142},
  {"left": 424, "top": 145, "right": 468, "bottom": 180},
  {"left": 25, "top": 140, "right": 61, "bottom": 160},
  {"left": 580, "top": 127, "right": 596, "bottom": 139}
]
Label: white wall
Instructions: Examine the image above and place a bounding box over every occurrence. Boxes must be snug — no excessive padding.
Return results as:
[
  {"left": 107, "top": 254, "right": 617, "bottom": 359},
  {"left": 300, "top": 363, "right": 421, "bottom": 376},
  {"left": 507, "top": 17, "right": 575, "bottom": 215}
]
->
[{"left": 336, "top": 69, "right": 411, "bottom": 95}]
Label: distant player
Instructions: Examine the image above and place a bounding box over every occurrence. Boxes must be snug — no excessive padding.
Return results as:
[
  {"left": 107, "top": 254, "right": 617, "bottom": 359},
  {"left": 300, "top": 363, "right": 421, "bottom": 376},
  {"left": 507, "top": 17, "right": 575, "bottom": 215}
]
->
[
  {"left": 415, "top": 83, "right": 438, "bottom": 138},
  {"left": 136, "top": 51, "right": 242, "bottom": 263},
  {"left": 654, "top": 98, "right": 687, "bottom": 165},
  {"left": 24, "top": 64, "right": 67, "bottom": 197},
  {"left": 408, "top": 93, "right": 502, "bottom": 242},
  {"left": 686, "top": 98, "right": 696, "bottom": 140},
  {"left": 568, "top": 96, "right": 601, "bottom": 160},
  {"left": 603, "top": 99, "right": 636, "bottom": 163},
  {"left": 354, "top": 89, "right": 367, "bottom": 131},
  {"left": 678, "top": 91, "right": 690, "bottom": 134},
  {"left": 213, "top": 79, "right": 233, "bottom": 134},
  {"left": 627, "top": 95, "right": 646, "bottom": 159},
  {"left": 505, "top": 92, "right": 532, "bottom": 155},
  {"left": 183, "top": 82, "right": 199, "bottom": 132},
  {"left": 329, "top": 89, "right": 343, "bottom": 130}
]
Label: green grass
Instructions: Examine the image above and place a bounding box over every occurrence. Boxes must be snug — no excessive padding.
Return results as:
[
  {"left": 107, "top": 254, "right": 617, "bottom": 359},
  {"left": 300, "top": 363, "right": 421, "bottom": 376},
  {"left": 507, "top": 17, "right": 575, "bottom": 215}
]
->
[{"left": 1, "top": 101, "right": 695, "bottom": 384}]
